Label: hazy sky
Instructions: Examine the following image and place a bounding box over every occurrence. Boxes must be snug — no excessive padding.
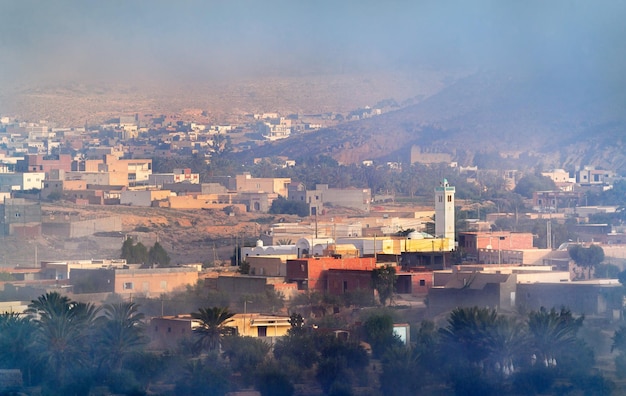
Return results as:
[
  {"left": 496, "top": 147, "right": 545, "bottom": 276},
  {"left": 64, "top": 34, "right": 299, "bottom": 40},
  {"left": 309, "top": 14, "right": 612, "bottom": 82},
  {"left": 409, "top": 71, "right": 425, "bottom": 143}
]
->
[{"left": 1, "top": 0, "right": 624, "bottom": 86}]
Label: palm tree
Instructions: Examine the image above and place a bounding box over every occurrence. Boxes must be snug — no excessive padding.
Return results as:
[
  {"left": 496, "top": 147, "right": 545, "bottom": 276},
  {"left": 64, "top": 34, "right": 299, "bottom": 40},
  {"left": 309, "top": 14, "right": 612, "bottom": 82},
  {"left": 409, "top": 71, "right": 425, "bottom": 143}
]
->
[
  {"left": 526, "top": 307, "right": 584, "bottom": 368},
  {"left": 484, "top": 315, "right": 527, "bottom": 378},
  {"left": 439, "top": 306, "right": 499, "bottom": 368},
  {"left": 0, "top": 313, "right": 38, "bottom": 385},
  {"left": 191, "top": 306, "right": 236, "bottom": 352},
  {"left": 380, "top": 345, "right": 423, "bottom": 395},
  {"left": 27, "top": 292, "right": 100, "bottom": 386},
  {"left": 96, "top": 302, "right": 147, "bottom": 372}
]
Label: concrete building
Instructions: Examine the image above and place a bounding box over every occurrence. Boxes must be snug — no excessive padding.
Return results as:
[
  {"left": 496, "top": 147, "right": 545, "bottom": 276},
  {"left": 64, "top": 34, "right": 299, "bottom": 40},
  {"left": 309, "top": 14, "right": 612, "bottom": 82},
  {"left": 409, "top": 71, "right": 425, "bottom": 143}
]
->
[
  {"left": 149, "top": 313, "right": 291, "bottom": 350},
  {"left": 39, "top": 259, "right": 128, "bottom": 281},
  {"left": 41, "top": 215, "right": 122, "bottom": 238},
  {"left": 216, "top": 275, "right": 298, "bottom": 300},
  {"left": 15, "top": 154, "right": 72, "bottom": 174},
  {"left": 327, "top": 269, "right": 375, "bottom": 297},
  {"left": 148, "top": 168, "right": 199, "bottom": 187},
  {"left": 410, "top": 146, "right": 453, "bottom": 165},
  {"left": 246, "top": 257, "right": 289, "bottom": 277},
  {"left": 427, "top": 265, "right": 585, "bottom": 316},
  {"left": 241, "top": 242, "right": 298, "bottom": 269},
  {"left": 576, "top": 166, "right": 615, "bottom": 185},
  {"left": 0, "top": 198, "right": 41, "bottom": 236},
  {"left": 286, "top": 256, "right": 377, "bottom": 292},
  {"left": 65, "top": 171, "right": 129, "bottom": 187},
  {"left": 458, "top": 231, "right": 534, "bottom": 262},
  {"left": 541, "top": 169, "right": 574, "bottom": 184},
  {"left": 288, "top": 183, "right": 371, "bottom": 214},
  {"left": 71, "top": 267, "right": 199, "bottom": 297},
  {"left": 516, "top": 280, "right": 622, "bottom": 319},
  {"left": 533, "top": 190, "right": 583, "bottom": 212},
  {"left": 71, "top": 155, "right": 152, "bottom": 186},
  {"left": 120, "top": 189, "right": 171, "bottom": 206},
  {"left": 233, "top": 191, "right": 278, "bottom": 213},
  {"left": 428, "top": 271, "right": 517, "bottom": 315},
  {"left": 235, "top": 173, "right": 291, "bottom": 196},
  {"left": 435, "top": 179, "right": 455, "bottom": 250},
  {"left": 0, "top": 172, "right": 45, "bottom": 191}
]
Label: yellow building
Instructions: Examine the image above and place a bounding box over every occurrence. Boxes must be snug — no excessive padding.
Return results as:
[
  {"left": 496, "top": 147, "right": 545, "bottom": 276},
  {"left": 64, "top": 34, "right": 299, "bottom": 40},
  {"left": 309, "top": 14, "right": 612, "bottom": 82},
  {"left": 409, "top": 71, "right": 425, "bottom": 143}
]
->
[
  {"left": 235, "top": 172, "right": 291, "bottom": 196},
  {"left": 149, "top": 313, "right": 291, "bottom": 350}
]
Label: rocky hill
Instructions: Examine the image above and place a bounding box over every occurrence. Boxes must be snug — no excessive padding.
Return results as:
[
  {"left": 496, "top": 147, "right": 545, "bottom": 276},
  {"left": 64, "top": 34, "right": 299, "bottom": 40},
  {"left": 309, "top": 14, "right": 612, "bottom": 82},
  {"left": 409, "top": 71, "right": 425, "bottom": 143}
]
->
[{"left": 246, "top": 70, "right": 626, "bottom": 173}]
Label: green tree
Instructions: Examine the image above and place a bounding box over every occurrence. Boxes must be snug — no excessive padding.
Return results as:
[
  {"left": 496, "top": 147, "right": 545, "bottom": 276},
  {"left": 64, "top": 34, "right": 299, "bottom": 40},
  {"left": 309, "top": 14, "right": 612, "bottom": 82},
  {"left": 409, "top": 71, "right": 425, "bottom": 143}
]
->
[
  {"left": 526, "top": 307, "right": 584, "bottom": 369},
  {"left": 438, "top": 306, "right": 500, "bottom": 370},
  {"left": 0, "top": 313, "right": 38, "bottom": 385},
  {"left": 269, "top": 196, "right": 310, "bottom": 217},
  {"left": 255, "top": 363, "right": 295, "bottom": 396},
  {"left": 568, "top": 244, "right": 605, "bottom": 279},
  {"left": 120, "top": 237, "right": 149, "bottom": 265},
  {"left": 362, "top": 311, "right": 402, "bottom": 358},
  {"left": 287, "top": 312, "right": 305, "bottom": 335},
  {"left": 316, "top": 356, "right": 350, "bottom": 395},
  {"left": 595, "top": 263, "right": 620, "bottom": 279},
  {"left": 148, "top": 241, "right": 171, "bottom": 267},
  {"left": 238, "top": 260, "right": 250, "bottom": 274},
  {"left": 191, "top": 306, "right": 236, "bottom": 352},
  {"left": 514, "top": 174, "right": 557, "bottom": 199},
  {"left": 381, "top": 346, "right": 423, "bottom": 396},
  {"left": 121, "top": 237, "right": 134, "bottom": 261},
  {"left": 221, "top": 336, "right": 270, "bottom": 385},
  {"left": 612, "top": 326, "right": 626, "bottom": 377},
  {"left": 96, "top": 302, "right": 147, "bottom": 373},
  {"left": 371, "top": 265, "right": 397, "bottom": 306},
  {"left": 273, "top": 331, "right": 318, "bottom": 370},
  {"left": 27, "top": 292, "right": 100, "bottom": 387},
  {"left": 175, "top": 357, "right": 232, "bottom": 396}
]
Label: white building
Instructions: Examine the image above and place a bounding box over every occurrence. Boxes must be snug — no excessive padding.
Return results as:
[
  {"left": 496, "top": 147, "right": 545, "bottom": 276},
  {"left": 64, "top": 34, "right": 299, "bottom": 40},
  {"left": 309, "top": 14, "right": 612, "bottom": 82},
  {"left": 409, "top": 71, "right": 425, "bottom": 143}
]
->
[
  {"left": 435, "top": 179, "right": 455, "bottom": 251},
  {"left": 0, "top": 172, "right": 45, "bottom": 191},
  {"left": 149, "top": 169, "right": 199, "bottom": 187}
]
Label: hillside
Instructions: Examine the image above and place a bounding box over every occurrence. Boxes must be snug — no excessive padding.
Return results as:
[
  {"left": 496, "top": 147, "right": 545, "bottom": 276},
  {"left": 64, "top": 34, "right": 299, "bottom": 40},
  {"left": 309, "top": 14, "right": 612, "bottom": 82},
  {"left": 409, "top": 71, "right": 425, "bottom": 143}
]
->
[
  {"left": 0, "top": 203, "right": 302, "bottom": 268},
  {"left": 246, "top": 70, "right": 626, "bottom": 173}
]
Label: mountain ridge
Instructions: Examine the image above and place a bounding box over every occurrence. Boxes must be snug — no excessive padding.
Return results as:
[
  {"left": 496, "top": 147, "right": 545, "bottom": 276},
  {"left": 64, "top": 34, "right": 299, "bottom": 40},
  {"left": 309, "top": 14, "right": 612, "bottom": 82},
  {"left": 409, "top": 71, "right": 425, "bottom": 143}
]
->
[{"left": 248, "top": 70, "right": 626, "bottom": 173}]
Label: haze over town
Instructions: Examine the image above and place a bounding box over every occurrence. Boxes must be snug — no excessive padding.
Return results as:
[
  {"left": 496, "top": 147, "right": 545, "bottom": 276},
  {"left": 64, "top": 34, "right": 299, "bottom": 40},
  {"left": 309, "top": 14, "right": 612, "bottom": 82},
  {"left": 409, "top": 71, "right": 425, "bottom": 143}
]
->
[{"left": 0, "top": 1, "right": 626, "bottom": 395}]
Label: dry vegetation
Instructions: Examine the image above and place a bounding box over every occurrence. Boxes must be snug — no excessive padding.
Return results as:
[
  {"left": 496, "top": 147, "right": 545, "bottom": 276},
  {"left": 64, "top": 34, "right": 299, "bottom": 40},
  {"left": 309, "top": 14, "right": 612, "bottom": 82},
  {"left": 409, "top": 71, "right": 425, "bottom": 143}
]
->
[
  {"left": 0, "top": 201, "right": 298, "bottom": 268},
  {"left": 2, "top": 69, "right": 458, "bottom": 126}
]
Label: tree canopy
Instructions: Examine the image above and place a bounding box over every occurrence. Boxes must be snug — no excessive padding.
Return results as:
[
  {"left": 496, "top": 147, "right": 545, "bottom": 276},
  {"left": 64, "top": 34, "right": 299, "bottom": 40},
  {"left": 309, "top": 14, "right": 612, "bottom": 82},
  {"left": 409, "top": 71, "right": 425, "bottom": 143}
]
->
[
  {"left": 568, "top": 244, "right": 605, "bottom": 279},
  {"left": 371, "top": 265, "right": 397, "bottom": 306},
  {"left": 269, "top": 196, "right": 310, "bottom": 217},
  {"left": 513, "top": 173, "right": 557, "bottom": 198}
]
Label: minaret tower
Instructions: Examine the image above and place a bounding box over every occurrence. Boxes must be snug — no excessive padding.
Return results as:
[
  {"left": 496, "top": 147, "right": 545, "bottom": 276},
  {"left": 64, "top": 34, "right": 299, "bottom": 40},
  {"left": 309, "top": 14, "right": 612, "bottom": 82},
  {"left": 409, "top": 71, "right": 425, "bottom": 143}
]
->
[{"left": 435, "top": 178, "right": 455, "bottom": 250}]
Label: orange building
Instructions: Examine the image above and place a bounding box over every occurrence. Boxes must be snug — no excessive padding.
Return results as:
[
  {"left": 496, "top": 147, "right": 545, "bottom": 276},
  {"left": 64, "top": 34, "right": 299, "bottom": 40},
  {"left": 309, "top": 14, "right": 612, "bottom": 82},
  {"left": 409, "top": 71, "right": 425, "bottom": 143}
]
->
[{"left": 286, "top": 257, "right": 376, "bottom": 291}]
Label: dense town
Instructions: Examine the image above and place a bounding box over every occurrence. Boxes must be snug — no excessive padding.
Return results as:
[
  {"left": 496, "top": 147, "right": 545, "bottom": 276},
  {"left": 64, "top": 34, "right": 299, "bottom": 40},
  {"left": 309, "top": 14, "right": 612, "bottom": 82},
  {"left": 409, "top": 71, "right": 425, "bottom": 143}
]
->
[{"left": 0, "top": 111, "right": 625, "bottom": 396}]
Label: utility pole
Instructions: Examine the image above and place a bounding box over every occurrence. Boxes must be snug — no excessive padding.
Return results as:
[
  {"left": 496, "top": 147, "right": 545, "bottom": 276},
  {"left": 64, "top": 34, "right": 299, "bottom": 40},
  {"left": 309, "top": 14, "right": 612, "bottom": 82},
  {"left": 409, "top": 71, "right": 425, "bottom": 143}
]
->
[{"left": 546, "top": 220, "right": 552, "bottom": 250}]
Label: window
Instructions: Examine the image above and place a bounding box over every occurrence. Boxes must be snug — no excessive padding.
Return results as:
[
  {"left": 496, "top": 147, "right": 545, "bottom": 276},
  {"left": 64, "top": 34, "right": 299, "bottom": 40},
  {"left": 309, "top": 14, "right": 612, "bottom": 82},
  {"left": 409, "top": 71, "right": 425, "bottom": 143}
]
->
[
  {"left": 167, "top": 327, "right": 171, "bottom": 333},
  {"left": 438, "top": 196, "right": 443, "bottom": 202},
  {"left": 419, "top": 279, "right": 426, "bottom": 286},
  {"left": 447, "top": 195, "right": 452, "bottom": 202},
  {"left": 123, "top": 282, "right": 134, "bottom": 290}
]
